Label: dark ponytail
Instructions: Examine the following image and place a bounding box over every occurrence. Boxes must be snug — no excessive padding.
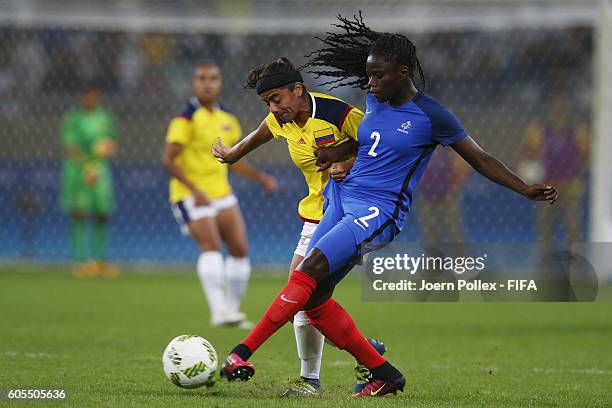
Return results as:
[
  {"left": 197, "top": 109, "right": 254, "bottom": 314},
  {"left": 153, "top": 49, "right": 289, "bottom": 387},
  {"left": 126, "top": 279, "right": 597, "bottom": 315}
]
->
[{"left": 245, "top": 57, "right": 302, "bottom": 91}]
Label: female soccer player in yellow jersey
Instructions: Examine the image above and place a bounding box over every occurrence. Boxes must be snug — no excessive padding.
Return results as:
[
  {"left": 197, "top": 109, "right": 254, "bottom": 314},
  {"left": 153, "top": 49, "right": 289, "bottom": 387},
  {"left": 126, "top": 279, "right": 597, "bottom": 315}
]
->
[
  {"left": 162, "top": 63, "right": 278, "bottom": 328},
  {"left": 213, "top": 57, "right": 384, "bottom": 396}
]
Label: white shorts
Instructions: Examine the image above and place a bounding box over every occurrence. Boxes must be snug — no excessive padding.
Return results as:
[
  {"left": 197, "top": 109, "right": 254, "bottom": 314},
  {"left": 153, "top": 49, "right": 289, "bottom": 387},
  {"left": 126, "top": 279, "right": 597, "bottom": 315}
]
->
[
  {"left": 293, "top": 220, "right": 368, "bottom": 265},
  {"left": 171, "top": 193, "right": 238, "bottom": 235},
  {"left": 294, "top": 221, "right": 319, "bottom": 257}
]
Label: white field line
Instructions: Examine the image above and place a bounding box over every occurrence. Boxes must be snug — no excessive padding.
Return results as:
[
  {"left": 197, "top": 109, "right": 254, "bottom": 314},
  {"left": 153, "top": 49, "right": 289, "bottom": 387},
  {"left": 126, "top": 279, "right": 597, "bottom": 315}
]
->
[
  {"left": 331, "top": 360, "right": 353, "bottom": 367},
  {"left": 430, "top": 363, "right": 612, "bottom": 376},
  {"left": 2, "top": 350, "right": 55, "bottom": 358},
  {"left": 532, "top": 367, "right": 612, "bottom": 376}
]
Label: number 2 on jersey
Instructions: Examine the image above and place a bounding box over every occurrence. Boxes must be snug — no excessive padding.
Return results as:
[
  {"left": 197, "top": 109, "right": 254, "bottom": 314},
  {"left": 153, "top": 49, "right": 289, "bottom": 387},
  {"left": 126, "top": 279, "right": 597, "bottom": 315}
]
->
[
  {"left": 354, "top": 206, "right": 380, "bottom": 230},
  {"left": 368, "top": 131, "right": 381, "bottom": 157}
]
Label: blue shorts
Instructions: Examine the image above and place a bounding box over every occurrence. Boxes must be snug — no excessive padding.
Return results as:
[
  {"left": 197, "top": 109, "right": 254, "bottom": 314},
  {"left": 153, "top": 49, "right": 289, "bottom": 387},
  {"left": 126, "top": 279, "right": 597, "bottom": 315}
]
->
[{"left": 305, "top": 180, "right": 400, "bottom": 285}]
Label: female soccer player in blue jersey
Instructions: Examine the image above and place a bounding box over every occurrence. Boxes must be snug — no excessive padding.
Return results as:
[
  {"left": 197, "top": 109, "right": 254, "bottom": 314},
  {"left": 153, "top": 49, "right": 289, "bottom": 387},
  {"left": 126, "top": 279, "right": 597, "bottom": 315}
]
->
[
  {"left": 220, "top": 14, "right": 558, "bottom": 397},
  {"left": 213, "top": 57, "right": 385, "bottom": 396}
]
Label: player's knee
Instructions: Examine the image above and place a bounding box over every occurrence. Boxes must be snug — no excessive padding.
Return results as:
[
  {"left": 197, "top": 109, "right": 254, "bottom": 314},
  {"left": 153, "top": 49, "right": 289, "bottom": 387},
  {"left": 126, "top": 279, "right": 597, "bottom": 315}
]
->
[
  {"left": 298, "top": 248, "right": 329, "bottom": 283},
  {"left": 188, "top": 217, "right": 224, "bottom": 251},
  {"left": 200, "top": 241, "right": 221, "bottom": 252},
  {"left": 192, "top": 227, "right": 222, "bottom": 251}
]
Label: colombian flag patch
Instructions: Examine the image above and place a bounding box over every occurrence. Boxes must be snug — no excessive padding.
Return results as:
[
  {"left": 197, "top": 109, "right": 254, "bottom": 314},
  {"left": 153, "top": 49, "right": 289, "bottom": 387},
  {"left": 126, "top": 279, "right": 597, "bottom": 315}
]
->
[{"left": 314, "top": 128, "right": 335, "bottom": 146}]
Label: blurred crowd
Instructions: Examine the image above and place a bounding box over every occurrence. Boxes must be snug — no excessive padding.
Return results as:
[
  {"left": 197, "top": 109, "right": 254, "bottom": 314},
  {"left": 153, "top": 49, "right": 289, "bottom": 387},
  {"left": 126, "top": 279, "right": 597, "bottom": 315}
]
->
[
  {"left": 0, "top": 26, "right": 592, "bottom": 123},
  {"left": 0, "top": 24, "right": 593, "bottom": 261}
]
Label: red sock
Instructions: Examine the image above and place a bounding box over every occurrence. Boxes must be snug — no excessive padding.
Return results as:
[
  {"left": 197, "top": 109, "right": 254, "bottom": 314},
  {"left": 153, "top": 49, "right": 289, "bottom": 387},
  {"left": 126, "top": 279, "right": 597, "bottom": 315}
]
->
[
  {"left": 305, "top": 298, "right": 386, "bottom": 369},
  {"left": 242, "top": 271, "right": 317, "bottom": 353}
]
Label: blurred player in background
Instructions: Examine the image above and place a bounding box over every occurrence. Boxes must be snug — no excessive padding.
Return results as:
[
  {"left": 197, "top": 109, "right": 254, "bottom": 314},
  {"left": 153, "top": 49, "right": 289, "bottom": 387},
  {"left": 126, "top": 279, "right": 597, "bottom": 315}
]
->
[
  {"left": 417, "top": 147, "right": 470, "bottom": 243},
  {"left": 521, "top": 93, "right": 588, "bottom": 254},
  {"left": 217, "top": 14, "right": 558, "bottom": 397},
  {"left": 60, "top": 82, "right": 117, "bottom": 277},
  {"left": 162, "top": 63, "right": 278, "bottom": 328},
  {"left": 213, "top": 57, "right": 385, "bottom": 396}
]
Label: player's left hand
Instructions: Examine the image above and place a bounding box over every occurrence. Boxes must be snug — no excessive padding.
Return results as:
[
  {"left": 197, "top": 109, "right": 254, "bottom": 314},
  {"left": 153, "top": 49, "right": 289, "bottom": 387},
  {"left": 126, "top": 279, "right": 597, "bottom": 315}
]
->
[
  {"left": 523, "top": 184, "right": 558, "bottom": 204},
  {"left": 259, "top": 174, "right": 279, "bottom": 193},
  {"left": 212, "top": 138, "right": 237, "bottom": 164}
]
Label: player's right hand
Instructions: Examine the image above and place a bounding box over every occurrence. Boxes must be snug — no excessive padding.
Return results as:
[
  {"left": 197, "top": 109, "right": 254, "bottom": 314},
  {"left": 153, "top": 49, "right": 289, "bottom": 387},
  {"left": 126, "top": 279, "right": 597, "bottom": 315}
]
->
[
  {"left": 212, "top": 138, "right": 237, "bottom": 164},
  {"left": 259, "top": 174, "right": 279, "bottom": 193},
  {"left": 192, "top": 189, "right": 211, "bottom": 206}
]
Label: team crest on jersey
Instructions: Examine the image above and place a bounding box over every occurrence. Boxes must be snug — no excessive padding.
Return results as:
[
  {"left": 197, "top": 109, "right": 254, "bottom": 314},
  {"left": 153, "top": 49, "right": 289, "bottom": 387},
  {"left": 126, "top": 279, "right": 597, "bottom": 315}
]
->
[{"left": 397, "top": 120, "right": 412, "bottom": 134}]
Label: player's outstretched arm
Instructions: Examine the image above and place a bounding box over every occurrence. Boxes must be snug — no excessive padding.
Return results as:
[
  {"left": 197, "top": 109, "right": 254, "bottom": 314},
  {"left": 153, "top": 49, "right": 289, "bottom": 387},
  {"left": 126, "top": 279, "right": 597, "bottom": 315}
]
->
[
  {"left": 230, "top": 160, "right": 278, "bottom": 193},
  {"left": 212, "top": 118, "right": 273, "bottom": 164},
  {"left": 452, "top": 136, "right": 558, "bottom": 204}
]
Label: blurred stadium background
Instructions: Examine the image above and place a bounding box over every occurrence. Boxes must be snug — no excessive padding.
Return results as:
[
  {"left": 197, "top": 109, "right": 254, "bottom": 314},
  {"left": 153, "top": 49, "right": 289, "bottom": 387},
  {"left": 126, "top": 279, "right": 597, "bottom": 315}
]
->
[{"left": 1, "top": 0, "right": 610, "bottom": 270}]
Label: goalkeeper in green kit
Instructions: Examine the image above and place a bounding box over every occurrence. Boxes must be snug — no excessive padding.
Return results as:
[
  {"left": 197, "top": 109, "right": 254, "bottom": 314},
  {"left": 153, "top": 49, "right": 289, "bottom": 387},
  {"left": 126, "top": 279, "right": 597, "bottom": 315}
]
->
[{"left": 60, "top": 82, "right": 118, "bottom": 277}]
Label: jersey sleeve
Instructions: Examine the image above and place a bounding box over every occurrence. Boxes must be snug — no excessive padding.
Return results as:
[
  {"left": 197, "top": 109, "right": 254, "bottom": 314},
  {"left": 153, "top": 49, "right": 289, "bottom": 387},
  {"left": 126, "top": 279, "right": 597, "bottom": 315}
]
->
[
  {"left": 429, "top": 106, "right": 468, "bottom": 146},
  {"left": 340, "top": 106, "right": 363, "bottom": 142},
  {"left": 166, "top": 116, "right": 192, "bottom": 145},
  {"left": 265, "top": 112, "right": 284, "bottom": 140}
]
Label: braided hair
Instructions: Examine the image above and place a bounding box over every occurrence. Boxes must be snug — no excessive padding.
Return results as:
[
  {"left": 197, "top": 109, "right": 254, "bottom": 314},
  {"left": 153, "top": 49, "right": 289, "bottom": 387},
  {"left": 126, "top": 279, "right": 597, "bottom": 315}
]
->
[{"left": 303, "top": 11, "right": 425, "bottom": 90}]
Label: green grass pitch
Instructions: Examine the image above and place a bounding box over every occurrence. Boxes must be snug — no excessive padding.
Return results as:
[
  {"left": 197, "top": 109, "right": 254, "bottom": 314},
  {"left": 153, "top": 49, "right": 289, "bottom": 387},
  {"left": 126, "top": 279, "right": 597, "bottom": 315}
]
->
[{"left": 1, "top": 266, "right": 611, "bottom": 407}]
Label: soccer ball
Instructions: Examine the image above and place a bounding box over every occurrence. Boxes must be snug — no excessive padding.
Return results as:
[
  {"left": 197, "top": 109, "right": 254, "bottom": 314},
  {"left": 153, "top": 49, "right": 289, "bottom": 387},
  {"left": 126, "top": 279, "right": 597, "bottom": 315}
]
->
[{"left": 162, "top": 335, "right": 218, "bottom": 388}]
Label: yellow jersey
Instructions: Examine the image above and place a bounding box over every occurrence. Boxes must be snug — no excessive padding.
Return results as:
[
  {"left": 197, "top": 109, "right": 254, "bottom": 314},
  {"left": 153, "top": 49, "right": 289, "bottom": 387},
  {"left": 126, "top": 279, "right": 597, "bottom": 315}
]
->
[
  {"left": 166, "top": 97, "right": 242, "bottom": 203},
  {"left": 266, "top": 92, "right": 363, "bottom": 222}
]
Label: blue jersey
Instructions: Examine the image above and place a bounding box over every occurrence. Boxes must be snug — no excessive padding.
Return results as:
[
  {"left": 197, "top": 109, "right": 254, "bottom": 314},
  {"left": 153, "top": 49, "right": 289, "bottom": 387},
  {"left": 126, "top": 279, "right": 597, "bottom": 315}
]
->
[{"left": 337, "top": 91, "right": 468, "bottom": 229}]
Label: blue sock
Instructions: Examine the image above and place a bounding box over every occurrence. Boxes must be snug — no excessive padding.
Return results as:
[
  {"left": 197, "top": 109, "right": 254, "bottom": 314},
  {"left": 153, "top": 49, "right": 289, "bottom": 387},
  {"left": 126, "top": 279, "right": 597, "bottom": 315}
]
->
[{"left": 301, "top": 376, "right": 321, "bottom": 389}]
